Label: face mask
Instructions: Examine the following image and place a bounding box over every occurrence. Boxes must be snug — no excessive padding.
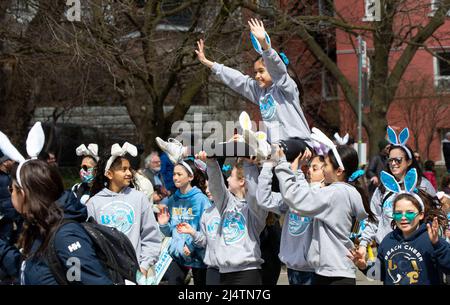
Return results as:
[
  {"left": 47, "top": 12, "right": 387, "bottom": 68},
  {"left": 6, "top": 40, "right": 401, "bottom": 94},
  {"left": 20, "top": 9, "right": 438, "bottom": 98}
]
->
[
  {"left": 80, "top": 167, "right": 95, "bottom": 184},
  {"left": 392, "top": 211, "right": 418, "bottom": 223}
]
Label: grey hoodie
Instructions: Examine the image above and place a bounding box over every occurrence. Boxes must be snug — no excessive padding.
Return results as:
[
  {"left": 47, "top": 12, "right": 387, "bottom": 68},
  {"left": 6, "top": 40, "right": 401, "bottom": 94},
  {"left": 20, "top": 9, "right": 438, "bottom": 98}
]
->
[
  {"left": 192, "top": 204, "right": 221, "bottom": 269},
  {"left": 211, "top": 48, "right": 312, "bottom": 145},
  {"left": 359, "top": 177, "right": 436, "bottom": 247},
  {"left": 206, "top": 159, "right": 268, "bottom": 273},
  {"left": 256, "top": 162, "right": 314, "bottom": 272},
  {"left": 86, "top": 187, "right": 162, "bottom": 270},
  {"left": 275, "top": 157, "right": 367, "bottom": 278}
]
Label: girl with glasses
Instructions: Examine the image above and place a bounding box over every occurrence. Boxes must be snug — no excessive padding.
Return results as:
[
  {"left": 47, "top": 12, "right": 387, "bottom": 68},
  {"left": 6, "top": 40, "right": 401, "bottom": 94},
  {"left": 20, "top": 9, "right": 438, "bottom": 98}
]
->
[
  {"left": 350, "top": 190, "right": 449, "bottom": 285},
  {"left": 358, "top": 128, "right": 436, "bottom": 260},
  {"left": 72, "top": 144, "right": 99, "bottom": 205}
]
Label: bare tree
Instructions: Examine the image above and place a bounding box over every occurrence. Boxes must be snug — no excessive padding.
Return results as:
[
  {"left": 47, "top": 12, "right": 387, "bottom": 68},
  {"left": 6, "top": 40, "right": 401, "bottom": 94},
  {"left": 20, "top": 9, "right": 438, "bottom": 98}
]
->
[
  {"left": 395, "top": 76, "right": 450, "bottom": 160},
  {"left": 242, "top": 0, "right": 450, "bottom": 156}
]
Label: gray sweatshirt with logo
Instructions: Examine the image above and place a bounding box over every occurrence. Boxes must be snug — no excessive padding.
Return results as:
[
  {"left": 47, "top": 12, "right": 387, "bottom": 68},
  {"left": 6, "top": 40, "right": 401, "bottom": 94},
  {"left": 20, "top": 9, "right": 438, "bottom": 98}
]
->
[
  {"left": 205, "top": 159, "right": 268, "bottom": 273},
  {"left": 86, "top": 187, "right": 162, "bottom": 270},
  {"left": 211, "top": 48, "right": 312, "bottom": 145},
  {"left": 256, "top": 162, "right": 314, "bottom": 272},
  {"left": 359, "top": 177, "right": 436, "bottom": 247},
  {"left": 191, "top": 204, "right": 221, "bottom": 269},
  {"left": 275, "top": 157, "right": 367, "bottom": 278}
]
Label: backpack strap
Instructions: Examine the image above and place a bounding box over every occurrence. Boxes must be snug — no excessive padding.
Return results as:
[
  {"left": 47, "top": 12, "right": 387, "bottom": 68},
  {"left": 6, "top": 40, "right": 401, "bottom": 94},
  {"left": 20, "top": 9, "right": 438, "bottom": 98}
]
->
[
  {"left": 380, "top": 191, "right": 394, "bottom": 210},
  {"left": 45, "top": 219, "right": 78, "bottom": 285}
]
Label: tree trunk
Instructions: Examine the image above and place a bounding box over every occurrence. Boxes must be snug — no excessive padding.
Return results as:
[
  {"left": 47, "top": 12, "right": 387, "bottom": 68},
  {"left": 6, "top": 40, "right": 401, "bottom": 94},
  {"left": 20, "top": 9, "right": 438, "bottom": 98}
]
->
[{"left": 366, "top": 104, "right": 388, "bottom": 159}]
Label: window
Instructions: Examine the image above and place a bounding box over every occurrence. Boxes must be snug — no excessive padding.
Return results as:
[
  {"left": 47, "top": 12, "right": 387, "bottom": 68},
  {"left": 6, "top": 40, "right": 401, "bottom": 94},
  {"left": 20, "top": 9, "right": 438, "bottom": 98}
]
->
[
  {"left": 433, "top": 52, "right": 450, "bottom": 91},
  {"left": 363, "top": 0, "right": 381, "bottom": 22}
]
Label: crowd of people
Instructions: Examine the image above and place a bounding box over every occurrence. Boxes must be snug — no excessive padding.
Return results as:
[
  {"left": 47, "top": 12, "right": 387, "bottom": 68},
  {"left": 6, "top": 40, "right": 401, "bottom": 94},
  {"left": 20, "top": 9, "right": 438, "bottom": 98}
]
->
[{"left": 0, "top": 19, "right": 449, "bottom": 286}]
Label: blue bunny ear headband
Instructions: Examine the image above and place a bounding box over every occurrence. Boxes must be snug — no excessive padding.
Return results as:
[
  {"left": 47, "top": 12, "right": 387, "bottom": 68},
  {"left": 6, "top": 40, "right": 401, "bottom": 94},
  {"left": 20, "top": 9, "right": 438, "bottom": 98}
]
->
[
  {"left": 250, "top": 32, "right": 271, "bottom": 55},
  {"left": 380, "top": 168, "right": 424, "bottom": 212},
  {"left": 250, "top": 32, "right": 290, "bottom": 66},
  {"left": 386, "top": 126, "right": 412, "bottom": 159}
]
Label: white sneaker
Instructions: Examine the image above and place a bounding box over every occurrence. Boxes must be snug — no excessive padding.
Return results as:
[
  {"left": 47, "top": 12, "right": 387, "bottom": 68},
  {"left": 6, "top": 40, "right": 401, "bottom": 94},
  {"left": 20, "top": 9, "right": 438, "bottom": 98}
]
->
[{"left": 156, "top": 137, "right": 184, "bottom": 164}]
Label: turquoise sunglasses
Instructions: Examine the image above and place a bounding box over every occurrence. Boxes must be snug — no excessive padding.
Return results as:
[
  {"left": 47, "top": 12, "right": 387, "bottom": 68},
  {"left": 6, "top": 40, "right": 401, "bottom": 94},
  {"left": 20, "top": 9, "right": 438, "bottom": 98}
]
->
[{"left": 392, "top": 211, "right": 419, "bottom": 222}]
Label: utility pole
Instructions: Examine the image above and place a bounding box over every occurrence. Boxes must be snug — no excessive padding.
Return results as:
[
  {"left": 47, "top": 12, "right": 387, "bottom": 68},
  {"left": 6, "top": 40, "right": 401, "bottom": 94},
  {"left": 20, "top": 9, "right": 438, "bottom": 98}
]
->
[{"left": 357, "top": 36, "right": 366, "bottom": 166}]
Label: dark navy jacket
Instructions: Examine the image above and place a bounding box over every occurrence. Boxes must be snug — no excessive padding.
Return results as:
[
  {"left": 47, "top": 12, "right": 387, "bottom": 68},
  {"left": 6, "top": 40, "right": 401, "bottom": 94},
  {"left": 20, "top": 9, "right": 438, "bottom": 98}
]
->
[
  {"left": 0, "top": 171, "right": 22, "bottom": 245},
  {"left": 0, "top": 190, "right": 112, "bottom": 285},
  {"left": 377, "top": 223, "right": 450, "bottom": 285}
]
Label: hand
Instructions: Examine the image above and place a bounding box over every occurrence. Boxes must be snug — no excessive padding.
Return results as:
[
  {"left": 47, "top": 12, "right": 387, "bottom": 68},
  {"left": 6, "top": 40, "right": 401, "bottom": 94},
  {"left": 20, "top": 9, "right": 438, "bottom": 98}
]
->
[
  {"left": 347, "top": 247, "right": 367, "bottom": 270},
  {"left": 248, "top": 18, "right": 269, "bottom": 50},
  {"left": 157, "top": 205, "right": 170, "bottom": 225},
  {"left": 356, "top": 245, "right": 367, "bottom": 260},
  {"left": 298, "top": 148, "right": 312, "bottom": 165},
  {"left": 195, "top": 39, "right": 214, "bottom": 69},
  {"left": 177, "top": 222, "right": 195, "bottom": 236},
  {"left": 427, "top": 217, "right": 439, "bottom": 245},
  {"left": 370, "top": 176, "right": 379, "bottom": 186},
  {"left": 275, "top": 145, "right": 285, "bottom": 159},
  {"left": 196, "top": 151, "right": 208, "bottom": 162},
  {"left": 183, "top": 245, "right": 191, "bottom": 257},
  {"left": 139, "top": 267, "right": 148, "bottom": 278}
]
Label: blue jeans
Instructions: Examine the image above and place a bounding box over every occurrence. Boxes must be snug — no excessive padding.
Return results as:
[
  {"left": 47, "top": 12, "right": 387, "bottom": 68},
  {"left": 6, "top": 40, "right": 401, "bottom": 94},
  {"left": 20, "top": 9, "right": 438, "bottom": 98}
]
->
[{"left": 287, "top": 269, "right": 314, "bottom": 285}]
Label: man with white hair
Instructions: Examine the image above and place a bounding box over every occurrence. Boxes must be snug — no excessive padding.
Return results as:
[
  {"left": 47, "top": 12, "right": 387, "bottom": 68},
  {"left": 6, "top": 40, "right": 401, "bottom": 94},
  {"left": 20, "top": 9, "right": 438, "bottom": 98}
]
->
[
  {"left": 143, "top": 152, "right": 164, "bottom": 187},
  {"left": 443, "top": 131, "right": 450, "bottom": 173}
]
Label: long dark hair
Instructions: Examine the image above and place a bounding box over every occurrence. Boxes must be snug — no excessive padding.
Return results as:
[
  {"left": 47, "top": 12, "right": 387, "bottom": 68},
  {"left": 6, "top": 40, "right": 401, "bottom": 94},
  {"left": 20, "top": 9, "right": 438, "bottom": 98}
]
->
[
  {"left": 328, "top": 145, "right": 376, "bottom": 222},
  {"left": 11, "top": 160, "right": 64, "bottom": 258},
  {"left": 90, "top": 153, "right": 130, "bottom": 197},
  {"left": 390, "top": 190, "right": 447, "bottom": 232},
  {"left": 175, "top": 159, "right": 207, "bottom": 195}
]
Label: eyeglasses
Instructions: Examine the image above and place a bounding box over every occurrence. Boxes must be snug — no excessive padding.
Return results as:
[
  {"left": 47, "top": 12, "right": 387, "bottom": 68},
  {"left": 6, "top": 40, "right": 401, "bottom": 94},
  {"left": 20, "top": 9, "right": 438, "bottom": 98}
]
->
[
  {"left": 392, "top": 211, "right": 419, "bottom": 222},
  {"left": 388, "top": 157, "right": 404, "bottom": 165},
  {"left": 81, "top": 165, "right": 95, "bottom": 171}
]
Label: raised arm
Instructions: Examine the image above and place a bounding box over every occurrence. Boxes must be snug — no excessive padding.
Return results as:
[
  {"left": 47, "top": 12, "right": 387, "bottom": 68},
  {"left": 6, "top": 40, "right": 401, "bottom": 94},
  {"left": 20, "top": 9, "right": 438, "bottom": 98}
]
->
[
  {"left": 248, "top": 19, "right": 297, "bottom": 97},
  {"left": 256, "top": 161, "right": 288, "bottom": 215},
  {"left": 202, "top": 154, "right": 232, "bottom": 214},
  {"left": 196, "top": 39, "right": 262, "bottom": 104},
  {"left": 243, "top": 160, "right": 268, "bottom": 231},
  {"left": 275, "top": 157, "right": 331, "bottom": 218}
]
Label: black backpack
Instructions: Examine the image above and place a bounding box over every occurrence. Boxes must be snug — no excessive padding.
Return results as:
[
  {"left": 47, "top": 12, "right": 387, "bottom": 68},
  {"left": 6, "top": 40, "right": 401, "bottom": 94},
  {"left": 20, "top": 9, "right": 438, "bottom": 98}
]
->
[{"left": 45, "top": 217, "right": 139, "bottom": 285}]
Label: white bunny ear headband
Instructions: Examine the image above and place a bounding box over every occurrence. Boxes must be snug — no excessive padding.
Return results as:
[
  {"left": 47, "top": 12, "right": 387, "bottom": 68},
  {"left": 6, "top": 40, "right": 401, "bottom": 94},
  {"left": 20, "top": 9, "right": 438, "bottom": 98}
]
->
[
  {"left": 104, "top": 142, "right": 137, "bottom": 175},
  {"left": 334, "top": 132, "right": 349, "bottom": 146},
  {"left": 380, "top": 168, "right": 424, "bottom": 212},
  {"left": 76, "top": 144, "right": 99, "bottom": 161},
  {"left": 387, "top": 126, "right": 412, "bottom": 159},
  {"left": 311, "top": 127, "right": 345, "bottom": 170},
  {"left": 0, "top": 131, "right": 26, "bottom": 164},
  {"left": 15, "top": 122, "right": 46, "bottom": 188}
]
